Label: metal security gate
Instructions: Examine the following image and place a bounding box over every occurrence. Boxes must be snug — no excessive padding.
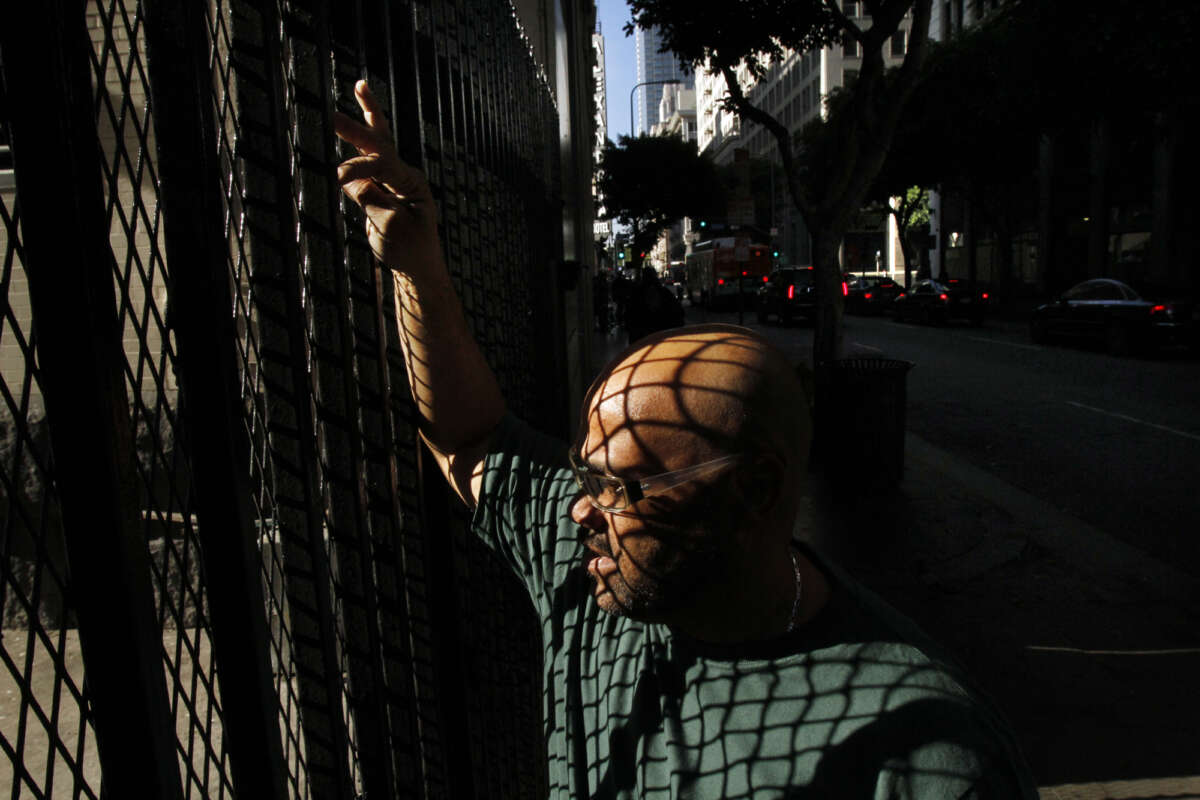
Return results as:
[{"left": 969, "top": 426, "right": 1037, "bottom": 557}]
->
[{"left": 0, "top": 0, "right": 563, "bottom": 796}]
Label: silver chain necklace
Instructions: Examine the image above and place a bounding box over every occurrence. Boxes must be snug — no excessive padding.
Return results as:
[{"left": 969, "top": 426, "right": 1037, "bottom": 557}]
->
[{"left": 785, "top": 546, "right": 804, "bottom": 634}]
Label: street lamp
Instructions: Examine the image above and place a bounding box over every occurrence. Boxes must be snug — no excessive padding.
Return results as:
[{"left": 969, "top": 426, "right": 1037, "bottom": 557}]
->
[{"left": 629, "top": 79, "right": 685, "bottom": 137}]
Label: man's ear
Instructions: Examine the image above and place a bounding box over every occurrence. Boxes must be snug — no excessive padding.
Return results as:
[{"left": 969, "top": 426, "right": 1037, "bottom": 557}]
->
[{"left": 735, "top": 452, "right": 786, "bottom": 516}]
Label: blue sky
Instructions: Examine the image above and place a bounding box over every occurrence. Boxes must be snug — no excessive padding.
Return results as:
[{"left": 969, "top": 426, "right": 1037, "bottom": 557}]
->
[{"left": 596, "top": 0, "right": 637, "bottom": 141}]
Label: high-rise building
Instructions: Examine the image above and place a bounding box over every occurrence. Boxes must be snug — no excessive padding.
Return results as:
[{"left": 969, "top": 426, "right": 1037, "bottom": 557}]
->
[
  {"left": 634, "top": 26, "right": 690, "bottom": 136},
  {"left": 648, "top": 85, "right": 697, "bottom": 275}
]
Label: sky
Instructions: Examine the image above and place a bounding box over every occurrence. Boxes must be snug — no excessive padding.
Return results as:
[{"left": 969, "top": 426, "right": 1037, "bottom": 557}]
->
[{"left": 596, "top": 0, "right": 638, "bottom": 142}]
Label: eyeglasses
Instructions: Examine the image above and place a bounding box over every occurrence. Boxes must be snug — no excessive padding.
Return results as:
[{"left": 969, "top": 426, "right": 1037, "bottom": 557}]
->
[{"left": 568, "top": 450, "right": 741, "bottom": 513}]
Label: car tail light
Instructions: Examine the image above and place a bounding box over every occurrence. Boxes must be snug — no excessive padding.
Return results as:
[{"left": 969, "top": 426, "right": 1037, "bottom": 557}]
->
[
  {"left": 787, "top": 285, "right": 795, "bottom": 300},
  {"left": 897, "top": 292, "right": 906, "bottom": 299},
  {"left": 717, "top": 278, "right": 725, "bottom": 286},
  {"left": 939, "top": 293, "right": 949, "bottom": 301},
  {"left": 864, "top": 292, "right": 873, "bottom": 300},
  {"left": 742, "top": 270, "right": 748, "bottom": 276},
  {"left": 981, "top": 292, "right": 989, "bottom": 300},
  {"left": 1150, "top": 304, "right": 1171, "bottom": 317},
  {"left": 763, "top": 275, "right": 769, "bottom": 282},
  {"left": 841, "top": 281, "right": 848, "bottom": 297}
]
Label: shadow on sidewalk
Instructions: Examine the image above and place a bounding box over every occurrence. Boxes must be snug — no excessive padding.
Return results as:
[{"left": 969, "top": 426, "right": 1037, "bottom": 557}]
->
[{"left": 797, "top": 470, "right": 1200, "bottom": 793}]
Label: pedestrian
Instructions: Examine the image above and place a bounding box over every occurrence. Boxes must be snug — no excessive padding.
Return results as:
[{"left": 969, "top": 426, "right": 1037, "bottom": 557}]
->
[
  {"left": 335, "top": 80, "right": 1036, "bottom": 798},
  {"left": 593, "top": 269, "right": 610, "bottom": 333},
  {"left": 623, "top": 265, "right": 685, "bottom": 345},
  {"left": 610, "top": 269, "right": 631, "bottom": 331}
]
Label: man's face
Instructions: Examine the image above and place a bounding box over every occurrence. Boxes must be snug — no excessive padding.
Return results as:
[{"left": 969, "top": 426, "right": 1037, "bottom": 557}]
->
[{"left": 569, "top": 377, "right": 741, "bottom": 623}]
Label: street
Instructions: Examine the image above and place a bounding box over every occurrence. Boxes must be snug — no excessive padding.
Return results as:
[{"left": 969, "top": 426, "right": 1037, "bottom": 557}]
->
[{"left": 690, "top": 305, "right": 1200, "bottom": 575}]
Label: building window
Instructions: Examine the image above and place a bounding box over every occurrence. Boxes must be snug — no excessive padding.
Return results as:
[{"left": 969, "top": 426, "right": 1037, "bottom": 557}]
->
[
  {"left": 843, "top": 34, "right": 860, "bottom": 59},
  {"left": 843, "top": 0, "right": 859, "bottom": 17},
  {"left": 891, "top": 30, "right": 907, "bottom": 56}
]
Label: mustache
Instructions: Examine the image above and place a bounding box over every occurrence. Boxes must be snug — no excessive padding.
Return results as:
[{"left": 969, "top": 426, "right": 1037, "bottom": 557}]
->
[{"left": 578, "top": 526, "right": 613, "bottom": 559}]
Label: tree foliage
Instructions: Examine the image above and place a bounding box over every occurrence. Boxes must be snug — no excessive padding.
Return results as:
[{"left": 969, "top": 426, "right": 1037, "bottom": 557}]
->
[
  {"left": 624, "top": 0, "right": 841, "bottom": 78},
  {"left": 626, "top": 0, "right": 934, "bottom": 367},
  {"left": 598, "top": 134, "right": 724, "bottom": 256}
]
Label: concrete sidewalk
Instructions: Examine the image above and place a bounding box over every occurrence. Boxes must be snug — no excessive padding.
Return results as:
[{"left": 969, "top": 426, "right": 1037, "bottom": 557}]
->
[{"left": 802, "top": 434, "right": 1200, "bottom": 798}]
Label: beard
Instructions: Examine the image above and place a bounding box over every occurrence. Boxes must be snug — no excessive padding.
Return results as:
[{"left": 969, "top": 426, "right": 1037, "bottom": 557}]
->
[{"left": 581, "top": 526, "right": 727, "bottom": 622}]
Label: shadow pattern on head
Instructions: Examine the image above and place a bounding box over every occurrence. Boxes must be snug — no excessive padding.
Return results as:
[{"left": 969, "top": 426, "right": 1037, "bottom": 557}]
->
[{"left": 570, "top": 324, "right": 813, "bottom": 624}]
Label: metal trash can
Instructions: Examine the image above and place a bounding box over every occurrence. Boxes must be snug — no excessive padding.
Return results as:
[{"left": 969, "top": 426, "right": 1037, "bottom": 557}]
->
[{"left": 818, "top": 358, "right": 915, "bottom": 489}]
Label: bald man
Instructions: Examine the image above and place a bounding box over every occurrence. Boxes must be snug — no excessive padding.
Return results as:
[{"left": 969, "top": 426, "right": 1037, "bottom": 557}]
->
[{"left": 336, "top": 81, "right": 1035, "bottom": 798}]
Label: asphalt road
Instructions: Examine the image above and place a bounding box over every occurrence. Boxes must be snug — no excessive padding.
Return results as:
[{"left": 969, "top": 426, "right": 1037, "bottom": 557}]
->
[{"left": 689, "top": 305, "right": 1200, "bottom": 576}]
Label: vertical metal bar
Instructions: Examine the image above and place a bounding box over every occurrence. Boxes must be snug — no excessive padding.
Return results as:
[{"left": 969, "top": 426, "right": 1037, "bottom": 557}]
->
[
  {"left": 380, "top": 4, "right": 458, "bottom": 796},
  {"left": 139, "top": 3, "right": 290, "bottom": 798},
  {"left": 291, "top": 0, "right": 397, "bottom": 795},
  {"left": 346, "top": 0, "right": 434, "bottom": 794},
  {"left": 226, "top": 2, "right": 356, "bottom": 796},
  {"left": 403, "top": 2, "right": 479, "bottom": 795},
  {"left": 0, "top": 4, "right": 184, "bottom": 798}
]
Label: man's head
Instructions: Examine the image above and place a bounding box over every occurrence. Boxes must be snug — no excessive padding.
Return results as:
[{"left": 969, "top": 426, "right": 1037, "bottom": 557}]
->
[{"left": 569, "top": 324, "right": 811, "bottom": 625}]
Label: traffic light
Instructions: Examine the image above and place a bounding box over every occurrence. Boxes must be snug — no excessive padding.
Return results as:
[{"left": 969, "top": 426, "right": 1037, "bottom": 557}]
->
[
  {"left": 617, "top": 249, "right": 625, "bottom": 262},
  {"left": 772, "top": 249, "right": 780, "bottom": 259},
  {"left": 699, "top": 220, "right": 707, "bottom": 228}
]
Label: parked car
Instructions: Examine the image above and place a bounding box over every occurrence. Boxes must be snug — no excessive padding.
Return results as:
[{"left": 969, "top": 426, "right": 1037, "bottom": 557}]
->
[
  {"left": 893, "top": 278, "right": 988, "bottom": 325},
  {"left": 846, "top": 275, "right": 904, "bottom": 315},
  {"left": 757, "top": 267, "right": 817, "bottom": 324},
  {"left": 1030, "top": 278, "right": 1198, "bottom": 355}
]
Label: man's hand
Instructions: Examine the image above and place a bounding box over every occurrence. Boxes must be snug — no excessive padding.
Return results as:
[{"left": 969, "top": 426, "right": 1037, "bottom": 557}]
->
[{"left": 334, "top": 80, "right": 439, "bottom": 271}]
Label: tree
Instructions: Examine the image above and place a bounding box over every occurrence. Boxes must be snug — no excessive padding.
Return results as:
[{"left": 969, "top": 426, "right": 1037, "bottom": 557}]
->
[
  {"left": 598, "top": 134, "right": 724, "bottom": 268},
  {"left": 626, "top": 0, "right": 933, "bottom": 369},
  {"left": 886, "top": 187, "right": 929, "bottom": 288}
]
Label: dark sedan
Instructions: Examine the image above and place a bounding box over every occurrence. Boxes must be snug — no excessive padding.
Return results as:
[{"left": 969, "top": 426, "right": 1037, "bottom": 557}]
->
[
  {"left": 757, "top": 267, "right": 817, "bottom": 324},
  {"left": 846, "top": 275, "right": 904, "bottom": 315},
  {"left": 1030, "top": 278, "right": 1198, "bottom": 355},
  {"left": 893, "top": 279, "right": 988, "bottom": 325}
]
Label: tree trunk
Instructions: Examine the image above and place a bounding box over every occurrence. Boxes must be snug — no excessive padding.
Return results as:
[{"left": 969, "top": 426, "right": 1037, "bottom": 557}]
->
[
  {"left": 811, "top": 230, "right": 845, "bottom": 368},
  {"left": 901, "top": 232, "right": 917, "bottom": 291},
  {"left": 808, "top": 228, "right": 845, "bottom": 480}
]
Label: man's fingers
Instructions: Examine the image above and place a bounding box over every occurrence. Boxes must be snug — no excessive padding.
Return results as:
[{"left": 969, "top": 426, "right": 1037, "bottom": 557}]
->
[
  {"left": 341, "top": 177, "right": 402, "bottom": 212},
  {"left": 333, "top": 111, "right": 385, "bottom": 154},
  {"left": 337, "top": 154, "right": 415, "bottom": 200},
  {"left": 354, "top": 80, "right": 392, "bottom": 136},
  {"left": 337, "top": 154, "right": 387, "bottom": 184}
]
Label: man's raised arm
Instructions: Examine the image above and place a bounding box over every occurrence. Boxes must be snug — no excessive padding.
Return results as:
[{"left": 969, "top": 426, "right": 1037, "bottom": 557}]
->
[{"left": 335, "top": 79, "right": 504, "bottom": 506}]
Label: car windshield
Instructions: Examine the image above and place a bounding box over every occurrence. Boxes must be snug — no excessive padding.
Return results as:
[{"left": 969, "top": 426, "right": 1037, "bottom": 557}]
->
[{"left": 787, "top": 270, "right": 814, "bottom": 285}]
